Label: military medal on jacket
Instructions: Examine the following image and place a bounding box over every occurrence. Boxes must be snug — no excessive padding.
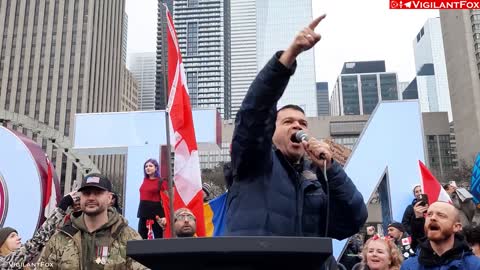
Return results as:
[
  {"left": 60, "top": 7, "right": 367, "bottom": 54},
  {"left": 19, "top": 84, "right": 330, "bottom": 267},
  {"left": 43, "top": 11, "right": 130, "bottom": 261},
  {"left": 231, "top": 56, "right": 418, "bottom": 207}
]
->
[{"left": 95, "top": 246, "right": 109, "bottom": 265}]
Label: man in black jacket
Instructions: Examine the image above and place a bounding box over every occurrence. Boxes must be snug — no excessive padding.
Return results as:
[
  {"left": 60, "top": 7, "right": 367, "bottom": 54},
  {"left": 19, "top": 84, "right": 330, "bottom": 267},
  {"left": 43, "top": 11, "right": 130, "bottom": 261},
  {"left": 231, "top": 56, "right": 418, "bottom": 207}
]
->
[
  {"left": 387, "top": 222, "right": 416, "bottom": 260},
  {"left": 226, "top": 15, "right": 367, "bottom": 239}
]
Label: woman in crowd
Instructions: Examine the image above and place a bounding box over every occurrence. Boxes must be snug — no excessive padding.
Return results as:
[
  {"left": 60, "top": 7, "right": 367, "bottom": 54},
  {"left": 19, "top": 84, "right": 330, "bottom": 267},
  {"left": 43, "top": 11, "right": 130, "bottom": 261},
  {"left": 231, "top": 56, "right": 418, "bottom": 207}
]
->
[
  {"left": 137, "top": 158, "right": 167, "bottom": 239},
  {"left": 0, "top": 193, "right": 74, "bottom": 270},
  {"left": 0, "top": 227, "right": 21, "bottom": 257},
  {"left": 354, "top": 235, "right": 403, "bottom": 270}
]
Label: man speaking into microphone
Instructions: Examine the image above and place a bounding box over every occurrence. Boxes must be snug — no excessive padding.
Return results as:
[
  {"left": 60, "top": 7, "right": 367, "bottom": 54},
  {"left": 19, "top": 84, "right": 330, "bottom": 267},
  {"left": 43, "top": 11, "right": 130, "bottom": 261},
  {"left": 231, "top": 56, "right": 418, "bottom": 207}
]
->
[{"left": 226, "top": 15, "right": 367, "bottom": 239}]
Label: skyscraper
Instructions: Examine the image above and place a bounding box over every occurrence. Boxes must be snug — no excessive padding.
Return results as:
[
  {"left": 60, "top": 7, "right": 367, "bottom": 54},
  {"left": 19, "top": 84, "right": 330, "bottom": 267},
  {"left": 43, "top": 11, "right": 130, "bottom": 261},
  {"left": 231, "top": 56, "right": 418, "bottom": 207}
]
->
[
  {"left": 316, "top": 82, "right": 329, "bottom": 116},
  {"left": 330, "top": 61, "right": 400, "bottom": 116},
  {"left": 230, "top": 0, "right": 317, "bottom": 117},
  {"left": 230, "top": 0, "right": 257, "bottom": 118},
  {"left": 402, "top": 78, "right": 419, "bottom": 100},
  {"left": 121, "top": 66, "right": 139, "bottom": 112},
  {"left": 123, "top": 14, "right": 128, "bottom": 64},
  {"left": 440, "top": 10, "right": 480, "bottom": 163},
  {"left": 129, "top": 52, "right": 156, "bottom": 110},
  {"left": 413, "top": 17, "right": 452, "bottom": 120},
  {"left": 157, "top": 0, "right": 231, "bottom": 119},
  {"left": 0, "top": 0, "right": 127, "bottom": 193},
  {"left": 256, "top": 0, "right": 317, "bottom": 116},
  {"left": 155, "top": 0, "right": 173, "bottom": 111}
]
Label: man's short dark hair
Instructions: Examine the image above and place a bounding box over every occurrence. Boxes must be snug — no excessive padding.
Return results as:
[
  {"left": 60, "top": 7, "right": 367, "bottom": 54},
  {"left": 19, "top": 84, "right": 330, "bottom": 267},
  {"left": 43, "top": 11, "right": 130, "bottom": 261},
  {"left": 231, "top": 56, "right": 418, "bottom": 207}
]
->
[
  {"left": 443, "top": 184, "right": 451, "bottom": 190},
  {"left": 277, "top": 104, "right": 305, "bottom": 115},
  {"left": 463, "top": 225, "right": 480, "bottom": 246}
]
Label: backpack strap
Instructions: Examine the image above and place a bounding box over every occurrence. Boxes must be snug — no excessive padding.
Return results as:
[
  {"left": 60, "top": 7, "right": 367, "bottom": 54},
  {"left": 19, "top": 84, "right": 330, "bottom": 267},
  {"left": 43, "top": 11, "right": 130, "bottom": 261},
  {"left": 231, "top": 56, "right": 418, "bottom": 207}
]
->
[
  {"left": 60, "top": 223, "right": 80, "bottom": 238},
  {"left": 109, "top": 222, "right": 128, "bottom": 247}
]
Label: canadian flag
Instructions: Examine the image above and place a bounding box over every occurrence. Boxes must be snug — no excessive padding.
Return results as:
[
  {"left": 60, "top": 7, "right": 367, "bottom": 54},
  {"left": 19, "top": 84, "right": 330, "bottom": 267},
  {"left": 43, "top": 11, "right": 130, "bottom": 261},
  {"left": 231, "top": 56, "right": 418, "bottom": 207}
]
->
[
  {"left": 401, "top": 236, "right": 412, "bottom": 246},
  {"left": 43, "top": 155, "right": 57, "bottom": 218},
  {"left": 161, "top": 5, "right": 205, "bottom": 237},
  {"left": 419, "top": 160, "right": 452, "bottom": 204}
]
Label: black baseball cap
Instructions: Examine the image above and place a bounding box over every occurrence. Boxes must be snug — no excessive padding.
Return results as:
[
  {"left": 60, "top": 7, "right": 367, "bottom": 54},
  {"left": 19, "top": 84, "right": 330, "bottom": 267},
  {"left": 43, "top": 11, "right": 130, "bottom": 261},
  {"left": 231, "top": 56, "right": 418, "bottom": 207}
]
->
[{"left": 78, "top": 173, "right": 112, "bottom": 192}]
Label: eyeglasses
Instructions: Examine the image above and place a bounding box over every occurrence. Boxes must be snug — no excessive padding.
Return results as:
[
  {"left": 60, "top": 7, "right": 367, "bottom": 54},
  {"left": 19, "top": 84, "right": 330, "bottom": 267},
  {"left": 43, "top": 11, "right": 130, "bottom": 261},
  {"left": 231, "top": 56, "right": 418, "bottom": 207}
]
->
[{"left": 175, "top": 214, "right": 195, "bottom": 222}]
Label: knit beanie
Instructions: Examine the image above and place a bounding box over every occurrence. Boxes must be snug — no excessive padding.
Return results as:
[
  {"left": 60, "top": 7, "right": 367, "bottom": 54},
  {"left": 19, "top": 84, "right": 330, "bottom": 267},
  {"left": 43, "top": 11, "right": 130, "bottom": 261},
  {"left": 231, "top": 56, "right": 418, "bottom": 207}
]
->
[
  {"left": 387, "top": 222, "right": 405, "bottom": 233},
  {"left": 0, "top": 227, "right": 17, "bottom": 247},
  {"left": 412, "top": 184, "right": 421, "bottom": 194}
]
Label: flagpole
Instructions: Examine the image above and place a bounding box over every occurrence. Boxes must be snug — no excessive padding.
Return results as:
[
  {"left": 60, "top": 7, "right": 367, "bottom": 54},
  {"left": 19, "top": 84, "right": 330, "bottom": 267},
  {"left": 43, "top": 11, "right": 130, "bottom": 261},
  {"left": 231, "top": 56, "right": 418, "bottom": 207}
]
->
[{"left": 160, "top": 3, "right": 175, "bottom": 238}]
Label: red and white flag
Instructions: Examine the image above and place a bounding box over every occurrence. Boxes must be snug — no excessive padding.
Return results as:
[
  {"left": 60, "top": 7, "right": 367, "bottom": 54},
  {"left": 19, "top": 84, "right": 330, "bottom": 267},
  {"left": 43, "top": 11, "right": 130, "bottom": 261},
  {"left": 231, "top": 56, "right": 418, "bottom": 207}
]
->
[
  {"left": 401, "top": 236, "right": 412, "bottom": 246},
  {"left": 419, "top": 160, "right": 452, "bottom": 204},
  {"left": 161, "top": 5, "right": 205, "bottom": 237},
  {"left": 43, "top": 155, "right": 57, "bottom": 218}
]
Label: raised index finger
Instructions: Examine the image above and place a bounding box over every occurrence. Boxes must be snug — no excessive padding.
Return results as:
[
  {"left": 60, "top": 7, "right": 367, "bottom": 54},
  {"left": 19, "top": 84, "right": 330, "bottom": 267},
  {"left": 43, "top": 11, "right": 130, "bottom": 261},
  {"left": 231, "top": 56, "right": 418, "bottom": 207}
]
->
[{"left": 308, "top": 14, "right": 326, "bottom": 30}]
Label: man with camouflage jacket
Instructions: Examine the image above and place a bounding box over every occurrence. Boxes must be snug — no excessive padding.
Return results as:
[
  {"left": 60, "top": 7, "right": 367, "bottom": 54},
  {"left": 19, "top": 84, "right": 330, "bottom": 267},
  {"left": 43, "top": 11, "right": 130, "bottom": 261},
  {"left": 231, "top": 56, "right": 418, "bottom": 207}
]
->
[{"left": 37, "top": 174, "right": 146, "bottom": 270}]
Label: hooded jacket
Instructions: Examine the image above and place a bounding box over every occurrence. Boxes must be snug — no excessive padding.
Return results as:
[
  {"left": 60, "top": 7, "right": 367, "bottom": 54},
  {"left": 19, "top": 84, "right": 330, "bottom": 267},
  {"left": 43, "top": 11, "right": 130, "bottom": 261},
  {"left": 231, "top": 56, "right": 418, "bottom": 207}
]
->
[
  {"left": 401, "top": 234, "right": 480, "bottom": 270},
  {"left": 226, "top": 52, "right": 367, "bottom": 238},
  {"left": 37, "top": 208, "right": 146, "bottom": 270}
]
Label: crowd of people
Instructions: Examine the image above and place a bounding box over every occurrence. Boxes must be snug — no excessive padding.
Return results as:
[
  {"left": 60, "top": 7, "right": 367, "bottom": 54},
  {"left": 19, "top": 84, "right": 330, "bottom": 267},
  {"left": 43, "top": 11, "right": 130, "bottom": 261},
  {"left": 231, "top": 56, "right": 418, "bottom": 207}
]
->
[
  {"left": 340, "top": 183, "right": 480, "bottom": 270},
  {"left": 1, "top": 14, "right": 480, "bottom": 270}
]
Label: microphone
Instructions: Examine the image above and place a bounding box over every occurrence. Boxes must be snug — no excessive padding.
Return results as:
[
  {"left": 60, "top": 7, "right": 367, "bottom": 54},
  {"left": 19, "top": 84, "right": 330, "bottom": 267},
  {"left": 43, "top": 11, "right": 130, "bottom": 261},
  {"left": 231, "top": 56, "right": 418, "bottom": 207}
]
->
[{"left": 291, "top": 130, "right": 326, "bottom": 160}]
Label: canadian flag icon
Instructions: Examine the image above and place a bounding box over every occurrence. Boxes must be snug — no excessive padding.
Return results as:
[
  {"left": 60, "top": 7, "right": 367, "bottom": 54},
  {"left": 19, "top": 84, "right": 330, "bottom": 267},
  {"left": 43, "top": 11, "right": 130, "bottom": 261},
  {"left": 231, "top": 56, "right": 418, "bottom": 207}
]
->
[{"left": 402, "top": 236, "right": 412, "bottom": 246}]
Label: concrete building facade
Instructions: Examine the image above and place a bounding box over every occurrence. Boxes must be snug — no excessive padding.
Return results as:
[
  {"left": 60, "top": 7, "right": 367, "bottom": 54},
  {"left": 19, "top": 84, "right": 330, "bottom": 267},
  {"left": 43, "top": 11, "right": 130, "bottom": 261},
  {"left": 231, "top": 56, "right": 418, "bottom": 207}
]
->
[
  {"left": 121, "top": 66, "right": 139, "bottom": 112},
  {"left": 0, "top": 0, "right": 128, "bottom": 193},
  {"left": 440, "top": 10, "right": 480, "bottom": 163}
]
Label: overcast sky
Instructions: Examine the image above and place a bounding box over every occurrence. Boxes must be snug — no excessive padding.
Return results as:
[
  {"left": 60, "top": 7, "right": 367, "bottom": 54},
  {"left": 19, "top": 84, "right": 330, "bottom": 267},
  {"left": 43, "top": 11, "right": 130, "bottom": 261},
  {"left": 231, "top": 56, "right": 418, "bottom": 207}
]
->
[{"left": 126, "top": 0, "right": 439, "bottom": 90}]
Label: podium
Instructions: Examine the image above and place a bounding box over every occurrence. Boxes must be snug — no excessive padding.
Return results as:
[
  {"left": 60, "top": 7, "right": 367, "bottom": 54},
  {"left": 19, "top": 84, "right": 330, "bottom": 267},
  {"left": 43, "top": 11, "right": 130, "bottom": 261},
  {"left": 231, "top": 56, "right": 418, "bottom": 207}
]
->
[{"left": 127, "top": 237, "right": 333, "bottom": 270}]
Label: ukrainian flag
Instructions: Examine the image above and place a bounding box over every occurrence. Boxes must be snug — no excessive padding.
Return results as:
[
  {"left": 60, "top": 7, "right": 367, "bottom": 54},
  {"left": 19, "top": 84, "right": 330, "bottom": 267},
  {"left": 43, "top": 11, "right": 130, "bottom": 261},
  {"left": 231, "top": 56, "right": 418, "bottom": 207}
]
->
[{"left": 204, "top": 192, "right": 227, "bottom": 236}]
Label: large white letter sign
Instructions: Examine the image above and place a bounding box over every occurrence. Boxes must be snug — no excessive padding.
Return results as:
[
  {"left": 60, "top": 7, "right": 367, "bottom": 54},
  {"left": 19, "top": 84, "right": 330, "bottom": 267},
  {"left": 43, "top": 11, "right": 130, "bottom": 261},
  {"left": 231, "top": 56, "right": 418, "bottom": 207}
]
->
[
  {"left": 73, "top": 109, "right": 220, "bottom": 228},
  {"left": 0, "top": 126, "right": 60, "bottom": 238},
  {"left": 333, "top": 101, "right": 426, "bottom": 257}
]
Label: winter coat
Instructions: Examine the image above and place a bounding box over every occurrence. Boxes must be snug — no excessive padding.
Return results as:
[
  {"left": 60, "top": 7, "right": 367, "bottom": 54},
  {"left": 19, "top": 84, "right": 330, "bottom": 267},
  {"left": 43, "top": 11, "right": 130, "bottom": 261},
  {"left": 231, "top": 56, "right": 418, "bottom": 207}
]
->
[
  {"left": 226, "top": 51, "right": 367, "bottom": 239},
  {"left": 402, "top": 199, "right": 416, "bottom": 235},
  {"left": 401, "top": 234, "right": 480, "bottom": 270}
]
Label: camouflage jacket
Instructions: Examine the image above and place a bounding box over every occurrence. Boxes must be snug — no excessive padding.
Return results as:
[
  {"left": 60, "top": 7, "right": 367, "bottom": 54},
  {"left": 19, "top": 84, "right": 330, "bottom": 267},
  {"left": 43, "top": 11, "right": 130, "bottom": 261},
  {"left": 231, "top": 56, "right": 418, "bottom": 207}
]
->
[
  {"left": 0, "top": 207, "right": 66, "bottom": 270},
  {"left": 36, "top": 208, "right": 147, "bottom": 270}
]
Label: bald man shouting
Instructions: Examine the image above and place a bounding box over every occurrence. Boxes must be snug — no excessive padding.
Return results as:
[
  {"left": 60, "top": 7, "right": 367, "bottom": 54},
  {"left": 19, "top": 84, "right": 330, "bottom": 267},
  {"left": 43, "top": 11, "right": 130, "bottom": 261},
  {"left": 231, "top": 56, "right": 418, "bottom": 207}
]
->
[{"left": 401, "top": 202, "right": 480, "bottom": 269}]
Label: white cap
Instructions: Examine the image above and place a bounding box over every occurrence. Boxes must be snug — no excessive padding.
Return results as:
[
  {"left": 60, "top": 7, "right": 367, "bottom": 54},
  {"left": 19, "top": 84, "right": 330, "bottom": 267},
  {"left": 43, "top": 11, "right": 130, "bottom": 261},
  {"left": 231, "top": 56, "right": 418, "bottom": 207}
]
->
[{"left": 449, "top": 181, "right": 457, "bottom": 188}]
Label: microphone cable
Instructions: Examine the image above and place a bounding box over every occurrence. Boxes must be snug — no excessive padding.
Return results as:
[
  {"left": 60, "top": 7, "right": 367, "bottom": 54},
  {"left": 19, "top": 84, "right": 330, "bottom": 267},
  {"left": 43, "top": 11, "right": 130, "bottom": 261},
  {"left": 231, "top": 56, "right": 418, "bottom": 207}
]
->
[
  {"left": 322, "top": 161, "right": 329, "bottom": 238},
  {"left": 293, "top": 131, "right": 330, "bottom": 237}
]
